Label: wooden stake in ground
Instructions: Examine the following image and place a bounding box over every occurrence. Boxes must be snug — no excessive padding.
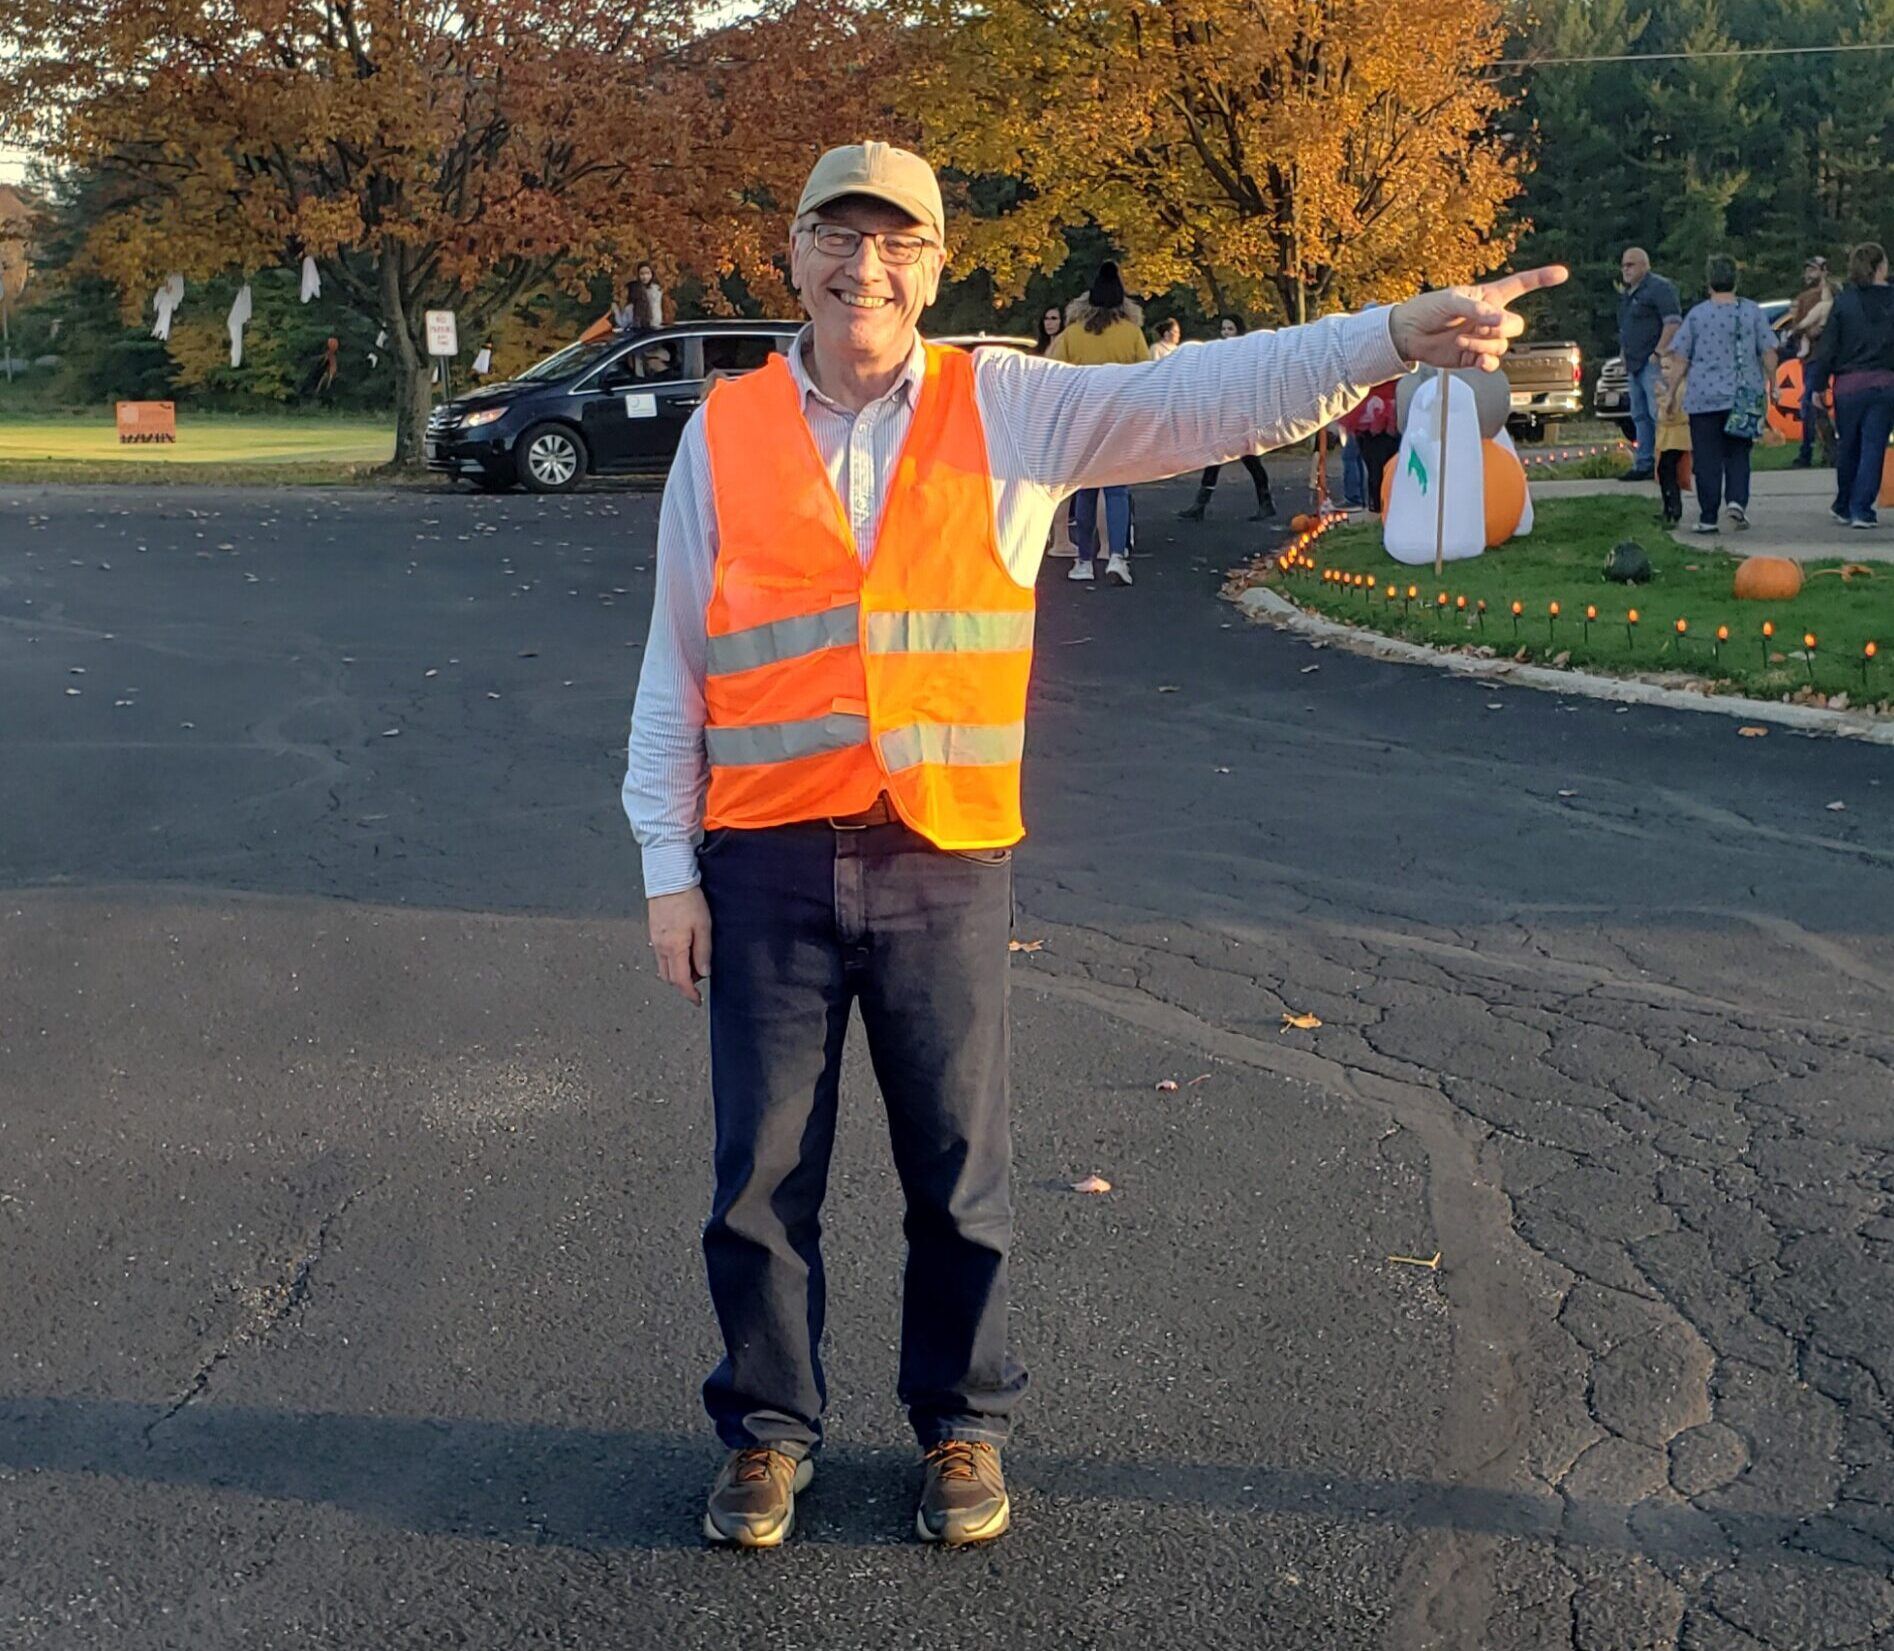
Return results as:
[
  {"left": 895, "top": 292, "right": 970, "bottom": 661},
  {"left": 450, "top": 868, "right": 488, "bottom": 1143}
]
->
[{"left": 1432, "top": 367, "right": 1451, "bottom": 579}]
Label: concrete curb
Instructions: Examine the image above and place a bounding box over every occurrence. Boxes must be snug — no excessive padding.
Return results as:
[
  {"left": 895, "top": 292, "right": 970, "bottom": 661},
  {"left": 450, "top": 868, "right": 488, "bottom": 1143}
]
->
[{"left": 1238, "top": 585, "right": 1894, "bottom": 746}]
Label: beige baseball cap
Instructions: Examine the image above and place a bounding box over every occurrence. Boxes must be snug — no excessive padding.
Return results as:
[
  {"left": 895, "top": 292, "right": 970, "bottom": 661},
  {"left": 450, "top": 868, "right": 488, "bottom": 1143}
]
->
[{"left": 796, "top": 142, "right": 945, "bottom": 243}]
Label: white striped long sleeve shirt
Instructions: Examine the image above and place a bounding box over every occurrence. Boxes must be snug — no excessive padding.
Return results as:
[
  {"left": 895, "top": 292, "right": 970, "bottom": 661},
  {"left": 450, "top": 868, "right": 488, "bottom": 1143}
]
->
[{"left": 624, "top": 310, "right": 1410, "bottom": 896}]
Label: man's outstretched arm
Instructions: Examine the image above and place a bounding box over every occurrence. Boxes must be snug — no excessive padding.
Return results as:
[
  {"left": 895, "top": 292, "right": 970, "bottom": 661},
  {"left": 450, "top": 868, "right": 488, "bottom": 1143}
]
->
[{"left": 978, "top": 268, "right": 1568, "bottom": 496}]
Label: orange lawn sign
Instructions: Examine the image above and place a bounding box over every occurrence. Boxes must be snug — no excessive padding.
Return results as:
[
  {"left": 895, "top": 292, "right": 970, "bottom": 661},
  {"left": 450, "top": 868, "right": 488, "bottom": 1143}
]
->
[{"left": 116, "top": 401, "right": 177, "bottom": 444}]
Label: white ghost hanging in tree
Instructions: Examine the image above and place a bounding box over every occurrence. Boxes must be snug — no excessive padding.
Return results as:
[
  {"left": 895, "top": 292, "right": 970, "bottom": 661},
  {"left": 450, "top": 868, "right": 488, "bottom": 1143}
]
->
[
  {"left": 300, "top": 256, "right": 321, "bottom": 302},
  {"left": 226, "top": 282, "right": 253, "bottom": 367},
  {"left": 472, "top": 344, "right": 492, "bottom": 375},
  {"left": 150, "top": 273, "right": 185, "bottom": 341}
]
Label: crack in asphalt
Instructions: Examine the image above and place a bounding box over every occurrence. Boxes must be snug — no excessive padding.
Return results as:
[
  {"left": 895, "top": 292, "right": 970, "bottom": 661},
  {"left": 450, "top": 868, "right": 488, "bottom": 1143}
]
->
[{"left": 142, "top": 1179, "right": 381, "bottom": 1446}]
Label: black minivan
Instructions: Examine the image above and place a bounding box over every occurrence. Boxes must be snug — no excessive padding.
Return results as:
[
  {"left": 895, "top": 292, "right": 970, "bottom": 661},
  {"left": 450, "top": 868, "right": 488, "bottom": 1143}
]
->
[{"left": 425, "top": 320, "right": 804, "bottom": 492}]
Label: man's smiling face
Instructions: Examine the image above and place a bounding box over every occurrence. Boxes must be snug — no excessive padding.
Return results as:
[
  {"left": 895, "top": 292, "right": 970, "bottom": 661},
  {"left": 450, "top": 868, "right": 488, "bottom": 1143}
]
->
[{"left": 790, "top": 195, "right": 943, "bottom": 362}]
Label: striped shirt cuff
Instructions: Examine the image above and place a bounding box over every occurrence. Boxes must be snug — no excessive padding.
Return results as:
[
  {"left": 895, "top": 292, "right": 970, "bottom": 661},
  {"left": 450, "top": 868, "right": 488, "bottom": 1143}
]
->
[
  {"left": 641, "top": 838, "right": 703, "bottom": 899},
  {"left": 1348, "top": 308, "right": 1414, "bottom": 383}
]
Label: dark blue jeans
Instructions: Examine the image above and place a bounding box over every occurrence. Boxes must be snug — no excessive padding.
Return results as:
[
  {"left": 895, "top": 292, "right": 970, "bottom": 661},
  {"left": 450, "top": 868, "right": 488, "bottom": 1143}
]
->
[
  {"left": 1687, "top": 412, "right": 1752, "bottom": 524},
  {"left": 1071, "top": 484, "right": 1131, "bottom": 565},
  {"left": 1628, "top": 357, "right": 1662, "bottom": 472},
  {"left": 697, "top": 818, "right": 1026, "bottom": 1456},
  {"left": 1833, "top": 383, "right": 1894, "bottom": 524}
]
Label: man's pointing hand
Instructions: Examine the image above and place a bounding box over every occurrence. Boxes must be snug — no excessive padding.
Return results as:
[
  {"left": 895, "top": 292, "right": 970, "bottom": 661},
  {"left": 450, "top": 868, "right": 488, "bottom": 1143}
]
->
[{"left": 1390, "top": 266, "right": 1571, "bottom": 372}]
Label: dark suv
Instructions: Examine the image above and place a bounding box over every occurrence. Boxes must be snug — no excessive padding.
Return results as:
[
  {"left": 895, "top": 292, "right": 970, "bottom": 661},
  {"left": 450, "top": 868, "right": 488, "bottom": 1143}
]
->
[{"left": 425, "top": 320, "right": 804, "bottom": 492}]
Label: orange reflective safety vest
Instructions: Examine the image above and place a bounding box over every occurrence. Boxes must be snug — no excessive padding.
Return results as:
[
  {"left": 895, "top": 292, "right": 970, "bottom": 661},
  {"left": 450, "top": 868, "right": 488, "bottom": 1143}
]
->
[{"left": 701, "top": 344, "right": 1034, "bottom": 849}]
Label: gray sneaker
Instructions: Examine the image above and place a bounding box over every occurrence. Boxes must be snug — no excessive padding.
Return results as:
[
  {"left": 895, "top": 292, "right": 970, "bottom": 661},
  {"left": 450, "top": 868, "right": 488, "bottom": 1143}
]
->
[
  {"left": 916, "top": 1441, "right": 1011, "bottom": 1546},
  {"left": 704, "top": 1448, "right": 813, "bottom": 1548}
]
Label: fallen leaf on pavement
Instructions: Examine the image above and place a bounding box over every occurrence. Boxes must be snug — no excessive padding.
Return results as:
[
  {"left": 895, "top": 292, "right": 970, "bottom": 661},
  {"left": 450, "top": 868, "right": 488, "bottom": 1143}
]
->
[
  {"left": 1557, "top": 789, "right": 1577, "bottom": 798},
  {"left": 1826, "top": 801, "right": 1847, "bottom": 812},
  {"left": 1388, "top": 1250, "right": 1443, "bottom": 1270},
  {"left": 1069, "top": 1175, "right": 1113, "bottom": 1195},
  {"left": 1186, "top": 1073, "right": 1214, "bottom": 1087},
  {"left": 1154, "top": 1079, "right": 1179, "bottom": 1092},
  {"left": 1008, "top": 938, "right": 1043, "bottom": 953},
  {"left": 1300, "top": 665, "right": 1320, "bottom": 674},
  {"left": 1738, "top": 726, "right": 1769, "bottom": 737},
  {"left": 1156, "top": 684, "right": 1180, "bottom": 693},
  {"left": 1281, "top": 1011, "right": 1322, "bottom": 1031}
]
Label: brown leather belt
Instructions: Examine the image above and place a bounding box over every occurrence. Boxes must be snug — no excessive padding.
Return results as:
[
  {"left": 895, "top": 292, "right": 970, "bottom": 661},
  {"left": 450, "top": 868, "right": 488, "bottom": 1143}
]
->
[{"left": 828, "top": 794, "right": 897, "bottom": 829}]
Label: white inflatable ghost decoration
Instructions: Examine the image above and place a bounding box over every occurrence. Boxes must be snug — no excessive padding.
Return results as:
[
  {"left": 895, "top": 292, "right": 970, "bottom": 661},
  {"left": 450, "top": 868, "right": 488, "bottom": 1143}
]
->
[{"left": 1383, "top": 371, "right": 1487, "bottom": 566}]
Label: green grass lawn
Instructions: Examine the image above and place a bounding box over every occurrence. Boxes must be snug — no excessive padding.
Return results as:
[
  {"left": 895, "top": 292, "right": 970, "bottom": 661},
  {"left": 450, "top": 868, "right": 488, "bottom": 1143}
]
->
[
  {"left": 1270, "top": 496, "right": 1892, "bottom": 708},
  {"left": 0, "top": 413, "right": 395, "bottom": 481}
]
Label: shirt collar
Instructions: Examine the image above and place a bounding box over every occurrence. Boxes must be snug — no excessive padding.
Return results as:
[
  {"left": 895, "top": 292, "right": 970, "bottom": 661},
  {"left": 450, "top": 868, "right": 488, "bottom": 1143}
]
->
[{"left": 787, "top": 325, "right": 927, "bottom": 415}]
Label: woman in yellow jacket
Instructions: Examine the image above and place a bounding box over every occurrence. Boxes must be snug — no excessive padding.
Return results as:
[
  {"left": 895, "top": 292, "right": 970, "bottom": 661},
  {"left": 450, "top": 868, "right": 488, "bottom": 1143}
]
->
[{"left": 1049, "top": 263, "right": 1150, "bottom": 584}]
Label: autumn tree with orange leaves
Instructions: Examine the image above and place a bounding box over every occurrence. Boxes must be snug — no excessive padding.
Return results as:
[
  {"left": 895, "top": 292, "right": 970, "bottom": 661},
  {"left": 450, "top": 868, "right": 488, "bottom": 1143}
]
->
[
  {"left": 904, "top": 0, "right": 1520, "bottom": 326},
  {"left": 0, "top": 0, "right": 905, "bottom": 463}
]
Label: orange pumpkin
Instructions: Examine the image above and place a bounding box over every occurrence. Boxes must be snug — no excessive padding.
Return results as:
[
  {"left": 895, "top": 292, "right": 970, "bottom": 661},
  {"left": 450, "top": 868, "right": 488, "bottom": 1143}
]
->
[
  {"left": 1767, "top": 359, "right": 1804, "bottom": 443},
  {"left": 1733, "top": 555, "right": 1803, "bottom": 601},
  {"left": 1289, "top": 512, "right": 1314, "bottom": 534},
  {"left": 1481, "top": 440, "right": 1527, "bottom": 546}
]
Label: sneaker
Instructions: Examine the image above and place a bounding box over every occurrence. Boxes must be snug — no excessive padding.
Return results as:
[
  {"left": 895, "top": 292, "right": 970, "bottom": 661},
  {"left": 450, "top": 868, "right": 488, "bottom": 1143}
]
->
[
  {"left": 1617, "top": 468, "right": 1655, "bottom": 483},
  {"left": 916, "top": 1441, "right": 1010, "bottom": 1546},
  {"left": 1831, "top": 509, "right": 1853, "bottom": 526},
  {"left": 1068, "top": 560, "right": 1095, "bottom": 582},
  {"left": 1248, "top": 498, "right": 1277, "bottom": 522},
  {"left": 1791, "top": 453, "right": 1813, "bottom": 469},
  {"left": 1850, "top": 516, "right": 1879, "bottom": 530},
  {"left": 1105, "top": 552, "right": 1133, "bottom": 586},
  {"left": 1727, "top": 504, "right": 1749, "bottom": 529},
  {"left": 1689, "top": 519, "right": 1720, "bottom": 534},
  {"left": 1046, "top": 540, "right": 1078, "bottom": 558},
  {"left": 704, "top": 1448, "right": 813, "bottom": 1548}
]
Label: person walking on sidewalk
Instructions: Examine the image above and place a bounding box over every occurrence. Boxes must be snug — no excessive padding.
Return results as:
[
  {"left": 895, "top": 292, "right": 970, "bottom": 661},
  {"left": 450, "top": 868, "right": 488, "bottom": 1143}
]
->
[
  {"left": 1617, "top": 247, "right": 1682, "bottom": 482},
  {"left": 1808, "top": 241, "right": 1894, "bottom": 530},
  {"left": 1047, "top": 261, "right": 1150, "bottom": 584},
  {"left": 1178, "top": 315, "right": 1276, "bottom": 522},
  {"left": 1667, "top": 253, "right": 1779, "bottom": 534},
  {"left": 624, "top": 137, "right": 1563, "bottom": 1553}
]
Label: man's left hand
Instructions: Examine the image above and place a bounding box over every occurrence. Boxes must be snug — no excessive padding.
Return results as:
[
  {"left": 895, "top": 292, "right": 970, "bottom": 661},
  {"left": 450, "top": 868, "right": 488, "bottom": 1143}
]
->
[{"left": 1390, "top": 267, "right": 1570, "bottom": 371}]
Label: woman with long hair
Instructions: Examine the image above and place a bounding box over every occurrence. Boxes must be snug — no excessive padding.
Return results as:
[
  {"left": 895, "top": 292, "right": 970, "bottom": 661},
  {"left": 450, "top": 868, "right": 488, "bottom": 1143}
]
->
[
  {"left": 1034, "top": 304, "right": 1064, "bottom": 355},
  {"left": 1048, "top": 262, "right": 1150, "bottom": 584},
  {"left": 1809, "top": 241, "right": 1894, "bottom": 529},
  {"left": 1177, "top": 315, "right": 1275, "bottom": 521}
]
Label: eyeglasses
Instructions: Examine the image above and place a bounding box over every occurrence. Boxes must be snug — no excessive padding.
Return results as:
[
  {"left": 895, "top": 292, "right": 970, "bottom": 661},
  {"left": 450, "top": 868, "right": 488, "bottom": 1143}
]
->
[{"left": 805, "top": 224, "right": 938, "bottom": 266}]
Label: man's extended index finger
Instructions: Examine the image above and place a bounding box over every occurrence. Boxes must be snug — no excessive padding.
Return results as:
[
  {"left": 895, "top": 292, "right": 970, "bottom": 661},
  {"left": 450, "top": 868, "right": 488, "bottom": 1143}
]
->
[{"left": 1481, "top": 265, "right": 1570, "bottom": 307}]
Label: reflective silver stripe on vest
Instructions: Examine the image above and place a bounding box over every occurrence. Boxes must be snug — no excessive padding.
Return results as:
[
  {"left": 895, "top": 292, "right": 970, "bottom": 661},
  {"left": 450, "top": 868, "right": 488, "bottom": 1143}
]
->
[
  {"left": 877, "top": 721, "right": 1026, "bottom": 772},
  {"left": 706, "top": 712, "right": 870, "bottom": 767},
  {"left": 706, "top": 603, "right": 860, "bottom": 677},
  {"left": 864, "top": 611, "right": 1036, "bottom": 655}
]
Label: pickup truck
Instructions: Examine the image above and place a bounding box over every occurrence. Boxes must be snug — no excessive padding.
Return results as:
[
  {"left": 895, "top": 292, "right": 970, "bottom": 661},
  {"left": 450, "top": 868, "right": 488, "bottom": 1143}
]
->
[{"left": 1501, "top": 341, "right": 1585, "bottom": 440}]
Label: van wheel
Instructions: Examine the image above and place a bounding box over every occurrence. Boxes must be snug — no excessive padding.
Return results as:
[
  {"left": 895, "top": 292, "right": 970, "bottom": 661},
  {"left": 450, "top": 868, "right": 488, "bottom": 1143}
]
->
[{"left": 517, "top": 423, "right": 588, "bottom": 493}]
